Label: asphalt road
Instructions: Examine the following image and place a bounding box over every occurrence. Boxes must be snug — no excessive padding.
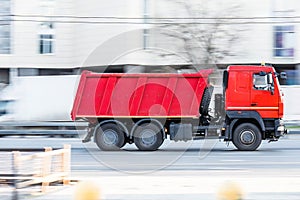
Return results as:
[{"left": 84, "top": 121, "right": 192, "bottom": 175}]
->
[
  {"left": 1, "top": 133, "right": 300, "bottom": 171},
  {"left": 1, "top": 134, "right": 300, "bottom": 199}
]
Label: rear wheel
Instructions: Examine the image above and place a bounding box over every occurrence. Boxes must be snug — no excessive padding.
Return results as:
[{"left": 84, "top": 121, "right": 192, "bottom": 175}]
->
[
  {"left": 232, "top": 123, "right": 262, "bottom": 151},
  {"left": 95, "top": 123, "right": 126, "bottom": 151},
  {"left": 134, "top": 123, "right": 164, "bottom": 151}
]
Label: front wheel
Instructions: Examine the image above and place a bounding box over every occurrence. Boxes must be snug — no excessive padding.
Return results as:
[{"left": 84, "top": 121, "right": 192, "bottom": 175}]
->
[
  {"left": 232, "top": 123, "right": 262, "bottom": 151},
  {"left": 95, "top": 123, "right": 126, "bottom": 151}
]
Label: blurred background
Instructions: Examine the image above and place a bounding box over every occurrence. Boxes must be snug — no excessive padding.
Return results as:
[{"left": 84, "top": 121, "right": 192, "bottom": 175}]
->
[
  {"left": 1, "top": 2, "right": 300, "bottom": 199},
  {"left": 0, "top": 0, "right": 299, "bottom": 122}
]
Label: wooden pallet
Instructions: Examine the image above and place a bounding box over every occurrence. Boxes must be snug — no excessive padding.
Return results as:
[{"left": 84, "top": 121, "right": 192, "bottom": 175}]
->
[{"left": 0, "top": 144, "right": 71, "bottom": 193}]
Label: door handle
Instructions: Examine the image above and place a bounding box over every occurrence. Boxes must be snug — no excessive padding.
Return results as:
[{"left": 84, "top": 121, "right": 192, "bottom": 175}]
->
[{"left": 251, "top": 103, "right": 257, "bottom": 106}]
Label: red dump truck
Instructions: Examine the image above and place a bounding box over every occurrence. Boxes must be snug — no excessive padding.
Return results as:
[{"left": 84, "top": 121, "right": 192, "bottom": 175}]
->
[{"left": 71, "top": 65, "right": 286, "bottom": 151}]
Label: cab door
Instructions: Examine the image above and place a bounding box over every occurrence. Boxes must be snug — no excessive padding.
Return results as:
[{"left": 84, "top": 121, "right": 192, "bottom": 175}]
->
[
  {"left": 250, "top": 72, "right": 279, "bottom": 118},
  {"left": 225, "top": 71, "right": 251, "bottom": 109}
]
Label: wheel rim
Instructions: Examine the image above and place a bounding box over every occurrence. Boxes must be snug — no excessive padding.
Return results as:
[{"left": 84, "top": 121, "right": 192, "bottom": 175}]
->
[
  {"left": 103, "top": 129, "right": 118, "bottom": 145},
  {"left": 140, "top": 129, "right": 157, "bottom": 146},
  {"left": 240, "top": 130, "right": 255, "bottom": 144}
]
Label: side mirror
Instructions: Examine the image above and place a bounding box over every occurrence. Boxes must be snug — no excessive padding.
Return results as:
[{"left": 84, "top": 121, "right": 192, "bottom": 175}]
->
[
  {"left": 267, "top": 73, "right": 273, "bottom": 84},
  {"left": 280, "top": 72, "right": 287, "bottom": 80},
  {"left": 269, "top": 85, "right": 274, "bottom": 95},
  {"left": 267, "top": 73, "right": 274, "bottom": 95}
]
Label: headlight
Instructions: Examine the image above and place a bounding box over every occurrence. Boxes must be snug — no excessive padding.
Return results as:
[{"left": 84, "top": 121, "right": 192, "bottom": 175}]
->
[{"left": 277, "top": 125, "right": 285, "bottom": 132}]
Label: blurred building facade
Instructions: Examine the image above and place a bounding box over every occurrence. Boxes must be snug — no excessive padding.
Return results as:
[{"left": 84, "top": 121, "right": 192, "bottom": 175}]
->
[
  {"left": 1, "top": 0, "right": 300, "bottom": 121},
  {"left": 0, "top": 0, "right": 299, "bottom": 84}
]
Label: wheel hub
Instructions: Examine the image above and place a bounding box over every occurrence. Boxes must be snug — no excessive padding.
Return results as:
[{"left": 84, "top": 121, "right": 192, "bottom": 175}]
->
[
  {"left": 241, "top": 130, "right": 255, "bottom": 144},
  {"left": 103, "top": 129, "right": 118, "bottom": 145},
  {"left": 141, "top": 129, "right": 157, "bottom": 145}
]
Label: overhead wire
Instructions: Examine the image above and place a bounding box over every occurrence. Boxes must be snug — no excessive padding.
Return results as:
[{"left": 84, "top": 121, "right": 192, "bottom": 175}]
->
[
  {"left": 0, "top": 14, "right": 299, "bottom": 20},
  {"left": 0, "top": 14, "right": 299, "bottom": 25}
]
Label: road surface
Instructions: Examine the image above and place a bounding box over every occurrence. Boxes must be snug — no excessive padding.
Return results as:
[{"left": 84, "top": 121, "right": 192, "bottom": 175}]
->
[{"left": 1, "top": 134, "right": 300, "bottom": 199}]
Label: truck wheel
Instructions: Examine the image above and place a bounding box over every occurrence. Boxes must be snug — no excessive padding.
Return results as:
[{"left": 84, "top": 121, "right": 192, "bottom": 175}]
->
[
  {"left": 134, "top": 123, "right": 164, "bottom": 151},
  {"left": 95, "top": 123, "right": 126, "bottom": 151},
  {"left": 232, "top": 123, "right": 262, "bottom": 151}
]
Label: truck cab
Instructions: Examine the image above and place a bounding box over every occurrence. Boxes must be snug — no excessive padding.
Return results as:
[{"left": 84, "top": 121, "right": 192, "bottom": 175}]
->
[{"left": 223, "top": 65, "right": 286, "bottom": 150}]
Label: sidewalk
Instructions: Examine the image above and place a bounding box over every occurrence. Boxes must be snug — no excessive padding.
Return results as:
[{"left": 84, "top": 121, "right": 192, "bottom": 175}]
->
[{"left": 30, "top": 171, "right": 300, "bottom": 200}]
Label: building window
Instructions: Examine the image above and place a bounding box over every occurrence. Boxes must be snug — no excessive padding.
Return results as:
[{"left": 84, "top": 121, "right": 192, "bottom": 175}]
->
[
  {"left": 39, "top": 34, "right": 54, "bottom": 54},
  {"left": 39, "top": 22, "right": 54, "bottom": 54},
  {"left": 0, "top": 0, "right": 11, "bottom": 54},
  {"left": 0, "top": 68, "right": 9, "bottom": 84},
  {"left": 273, "top": 25, "right": 295, "bottom": 57},
  {"left": 39, "top": 0, "right": 55, "bottom": 54},
  {"left": 18, "top": 68, "right": 39, "bottom": 76}
]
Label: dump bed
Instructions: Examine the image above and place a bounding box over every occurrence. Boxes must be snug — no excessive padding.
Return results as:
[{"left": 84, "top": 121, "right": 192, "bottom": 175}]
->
[{"left": 71, "top": 70, "right": 213, "bottom": 120}]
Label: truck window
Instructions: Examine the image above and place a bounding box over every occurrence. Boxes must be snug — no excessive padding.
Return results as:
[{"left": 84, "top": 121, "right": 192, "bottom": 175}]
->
[{"left": 253, "top": 74, "right": 268, "bottom": 90}]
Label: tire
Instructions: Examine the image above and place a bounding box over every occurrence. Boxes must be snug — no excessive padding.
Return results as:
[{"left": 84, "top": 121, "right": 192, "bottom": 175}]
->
[
  {"left": 95, "top": 123, "right": 126, "bottom": 151},
  {"left": 232, "top": 123, "right": 262, "bottom": 151},
  {"left": 134, "top": 123, "right": 164, "bottom": 151},
  {"left": 200, "top": 86, "right": 214, "bottom": 115}
]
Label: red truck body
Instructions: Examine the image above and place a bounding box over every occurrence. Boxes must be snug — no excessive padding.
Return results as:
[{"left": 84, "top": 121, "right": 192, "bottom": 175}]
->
[
  {"left": 71, "top": 65, "right": 286, "bottom": 151},
  {"left": 71, "top": 69, "right": 213, "bottom": 120}
]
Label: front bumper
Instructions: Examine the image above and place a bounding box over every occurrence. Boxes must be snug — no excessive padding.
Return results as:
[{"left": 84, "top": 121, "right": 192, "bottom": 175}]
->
[{"left": 275, "top": 119, "right": 287, "bottom": 137}]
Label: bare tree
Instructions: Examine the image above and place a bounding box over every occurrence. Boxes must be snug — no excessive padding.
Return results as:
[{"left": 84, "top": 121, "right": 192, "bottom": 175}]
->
[{"left": 154, "top": 0, "right": 243, "bottom": 66}]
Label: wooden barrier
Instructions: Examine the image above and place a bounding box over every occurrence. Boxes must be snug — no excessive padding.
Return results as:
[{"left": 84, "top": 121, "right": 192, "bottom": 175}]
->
[{"left": 7, "top": 144, "right": 71, "bottom": 193}]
